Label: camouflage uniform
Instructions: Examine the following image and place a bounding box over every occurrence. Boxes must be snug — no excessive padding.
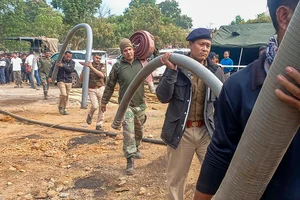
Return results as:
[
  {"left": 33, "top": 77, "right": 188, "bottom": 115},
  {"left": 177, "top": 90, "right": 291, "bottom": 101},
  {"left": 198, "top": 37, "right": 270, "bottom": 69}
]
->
[
  {"left": 38, "top": 57, "right": 53, "bottom": 98},
  {"left": 102, "top": 57, "right": 146, "bottom": 158}
]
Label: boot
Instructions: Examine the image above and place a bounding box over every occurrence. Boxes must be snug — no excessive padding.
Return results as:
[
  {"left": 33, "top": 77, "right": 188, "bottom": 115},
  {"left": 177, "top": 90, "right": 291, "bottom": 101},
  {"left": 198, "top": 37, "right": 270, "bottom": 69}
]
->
[
  {"left": 44, "top": 91, "right": 48, "bottom": 100},
  {"left": 125, "top": 157, "right": 134, "bottom": 175}
]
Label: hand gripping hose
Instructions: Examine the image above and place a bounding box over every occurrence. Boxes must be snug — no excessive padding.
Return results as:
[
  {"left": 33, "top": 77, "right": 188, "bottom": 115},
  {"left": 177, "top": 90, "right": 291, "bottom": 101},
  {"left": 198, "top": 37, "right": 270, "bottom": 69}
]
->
[{"left": 215, "top": 2, "right": 300, "bottom": 199}]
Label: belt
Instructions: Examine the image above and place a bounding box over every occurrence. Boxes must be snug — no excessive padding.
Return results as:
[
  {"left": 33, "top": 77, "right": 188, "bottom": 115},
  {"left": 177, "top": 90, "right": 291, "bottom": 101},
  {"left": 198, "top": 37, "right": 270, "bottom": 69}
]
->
[
  {"left": 186, "top": 120, "right": 204, "bottom": 128},
  {"left": 89, "top": 85, "right": 102, "bottom": 89}
]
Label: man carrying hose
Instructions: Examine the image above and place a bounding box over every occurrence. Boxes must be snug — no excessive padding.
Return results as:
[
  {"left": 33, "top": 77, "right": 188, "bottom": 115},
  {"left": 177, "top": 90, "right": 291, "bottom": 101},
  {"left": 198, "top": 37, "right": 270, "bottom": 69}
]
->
[
  {"left": 194, "top": 0, "right": 300, "bottom": 199},
  {"left": 156, "top": 28, "right": 224, "bottom": 200},
  {"left": 101, "top": 38, "right": 147, "bottom": 175}
]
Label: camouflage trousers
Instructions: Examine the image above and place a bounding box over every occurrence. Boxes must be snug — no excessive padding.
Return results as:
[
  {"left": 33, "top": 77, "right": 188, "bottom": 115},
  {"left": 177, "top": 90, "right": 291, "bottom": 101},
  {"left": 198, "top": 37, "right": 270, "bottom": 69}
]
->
[
  {"left": 122, "top": 104, "right": 147, "bottom": 158},
  {"left": 40, "top": 74, "right": 49, "bottom": 93},
  {"left": 14, "top": 71, "right": 22, "bottom": 86}
]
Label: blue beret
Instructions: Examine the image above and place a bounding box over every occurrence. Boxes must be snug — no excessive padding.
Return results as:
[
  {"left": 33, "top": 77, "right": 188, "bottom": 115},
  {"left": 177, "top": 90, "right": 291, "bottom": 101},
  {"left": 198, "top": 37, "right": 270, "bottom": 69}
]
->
[{"left": 186, "top": 28, "right": 212, "bottom": 41}]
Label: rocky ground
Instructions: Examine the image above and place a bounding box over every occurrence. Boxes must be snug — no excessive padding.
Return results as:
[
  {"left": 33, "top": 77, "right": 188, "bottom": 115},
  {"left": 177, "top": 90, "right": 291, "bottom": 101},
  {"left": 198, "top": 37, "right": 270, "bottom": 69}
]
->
[{"left": 0, "top": 83, "right": 201, "bottom": 200}]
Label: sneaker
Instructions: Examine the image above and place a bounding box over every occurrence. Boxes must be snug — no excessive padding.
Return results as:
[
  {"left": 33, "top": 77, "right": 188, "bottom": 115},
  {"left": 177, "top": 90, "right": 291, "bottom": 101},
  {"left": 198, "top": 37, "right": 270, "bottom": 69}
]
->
[
  {"left": 96, "top": 125, "right": 104, "bottom": 131},
  {"left": 36, "top": 87, "right": 40, "bottom": 90},
  {"left": 14, "top": 85, "right": 19, "bottom": 88},
  {"left": 125, "top": 157, "right": 134, "bottom": 175},
  {"left": 86, "top": 114, "right": 92, "bottom": 125},
  {"left": 62, "top": 110, "right": 69, "bottom": 115}
]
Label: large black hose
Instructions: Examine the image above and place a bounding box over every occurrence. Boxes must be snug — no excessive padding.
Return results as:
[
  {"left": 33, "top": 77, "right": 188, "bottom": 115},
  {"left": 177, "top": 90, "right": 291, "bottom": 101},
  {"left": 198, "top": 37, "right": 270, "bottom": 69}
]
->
[{"left": 0, "top": 109, "right": 166, "bottom": 145}]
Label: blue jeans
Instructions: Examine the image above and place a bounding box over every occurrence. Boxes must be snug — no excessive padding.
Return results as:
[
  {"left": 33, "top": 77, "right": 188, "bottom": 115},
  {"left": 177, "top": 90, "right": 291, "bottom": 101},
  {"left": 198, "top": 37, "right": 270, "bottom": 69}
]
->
[
  {"left": 0, "top": 68, "right": 6, "bottom": 84},
  {"left": 29, "top": 70, "right": 41, "bottom": 88},
  {"left": 34, "top": 70, "right": 41, "bottom": 86}
]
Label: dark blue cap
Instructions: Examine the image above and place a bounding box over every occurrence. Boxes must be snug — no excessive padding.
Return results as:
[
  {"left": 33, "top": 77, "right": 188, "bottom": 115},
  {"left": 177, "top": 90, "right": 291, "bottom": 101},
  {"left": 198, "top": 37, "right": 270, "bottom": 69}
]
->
[{"left": 186, "top": 28, "right": 212, "bottom": 42}]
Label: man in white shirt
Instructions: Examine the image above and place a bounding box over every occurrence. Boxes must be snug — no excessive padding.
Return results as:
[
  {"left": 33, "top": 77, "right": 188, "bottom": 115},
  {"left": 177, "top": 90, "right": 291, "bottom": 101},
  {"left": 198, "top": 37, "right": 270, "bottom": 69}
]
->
[
  {"left": 25, "top": 51, "right": 41, "bottom": 89},
  {"left": 11, "top": 53, "right": 23, "bottom": 88}
]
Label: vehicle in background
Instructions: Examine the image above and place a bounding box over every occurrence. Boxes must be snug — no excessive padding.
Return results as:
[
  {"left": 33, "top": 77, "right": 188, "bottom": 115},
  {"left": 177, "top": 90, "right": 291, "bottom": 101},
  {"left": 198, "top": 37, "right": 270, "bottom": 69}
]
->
[{"left": 51, "top": 50, "right": 111, "bottom": 88}]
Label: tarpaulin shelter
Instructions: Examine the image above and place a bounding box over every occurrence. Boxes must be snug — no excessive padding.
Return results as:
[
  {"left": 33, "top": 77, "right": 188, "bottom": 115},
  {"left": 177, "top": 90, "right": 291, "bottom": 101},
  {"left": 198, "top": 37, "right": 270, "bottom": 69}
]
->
[
  {"left": 211, "top": 23, "right": 275, "bottom": 66},
  {"left": 5, "top": 36, "right": 58, "bottom": 54}
]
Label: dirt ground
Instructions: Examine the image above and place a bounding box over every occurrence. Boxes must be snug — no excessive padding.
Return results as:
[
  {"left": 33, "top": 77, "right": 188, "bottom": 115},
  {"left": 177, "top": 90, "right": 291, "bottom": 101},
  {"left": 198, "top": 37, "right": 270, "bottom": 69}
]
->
[{"left": 0, "top": 83, "right": 201, "bottom": 200}]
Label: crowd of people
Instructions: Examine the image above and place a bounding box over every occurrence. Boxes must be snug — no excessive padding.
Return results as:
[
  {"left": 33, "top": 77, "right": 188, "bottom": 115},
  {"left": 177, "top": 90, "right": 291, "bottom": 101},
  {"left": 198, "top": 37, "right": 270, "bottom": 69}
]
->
[{"left": 1, "top": 0, "right": 300, "bottom": 199}]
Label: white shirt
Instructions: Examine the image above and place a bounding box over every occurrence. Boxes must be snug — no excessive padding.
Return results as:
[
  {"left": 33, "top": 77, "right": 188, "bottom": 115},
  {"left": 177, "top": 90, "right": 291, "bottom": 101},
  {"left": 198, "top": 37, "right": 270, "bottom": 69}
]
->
[
  {"left": 11, "top": 57, "right": 23, "bottom": 71},
  {"left": 0, "top": 60, "right": 6, "bottom": 67},
  {"left": 25, "top": 54, "right": 38, "bottom": 70}
]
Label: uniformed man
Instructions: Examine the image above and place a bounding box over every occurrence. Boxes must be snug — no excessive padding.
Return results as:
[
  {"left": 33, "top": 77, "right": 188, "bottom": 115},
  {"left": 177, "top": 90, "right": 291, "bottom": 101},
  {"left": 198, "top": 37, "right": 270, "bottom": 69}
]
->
[
  {"left": 80, "top": 53, "right": 106, "bottom": 131},
  {"left": 156, "top": 28, "right": 224, "bottom": 200},
  {"left": 101, "top": 38, "right": 147, "bottom": 175},
  {"left": 38, "top": 50, "right": 53, "bottom": 99}
]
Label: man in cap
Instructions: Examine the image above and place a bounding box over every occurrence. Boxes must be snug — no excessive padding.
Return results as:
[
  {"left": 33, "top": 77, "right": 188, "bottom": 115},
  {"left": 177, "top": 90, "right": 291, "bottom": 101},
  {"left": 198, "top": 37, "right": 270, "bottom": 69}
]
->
[
  {"left": 194, "top": 0, "right": 300, "bottom": 199},
  {"left": 156, "top": 28, "right": 224, "bottom": 200},
  {"left": 101, "top": 38, "right": 147, "bottom": 175}
]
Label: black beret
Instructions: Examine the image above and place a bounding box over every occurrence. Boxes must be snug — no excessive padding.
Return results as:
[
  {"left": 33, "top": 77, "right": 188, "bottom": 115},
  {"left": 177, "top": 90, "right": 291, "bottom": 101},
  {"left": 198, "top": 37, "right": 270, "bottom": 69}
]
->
[{"left": 186, "top": 28, "right": 212, "bottom": 42}]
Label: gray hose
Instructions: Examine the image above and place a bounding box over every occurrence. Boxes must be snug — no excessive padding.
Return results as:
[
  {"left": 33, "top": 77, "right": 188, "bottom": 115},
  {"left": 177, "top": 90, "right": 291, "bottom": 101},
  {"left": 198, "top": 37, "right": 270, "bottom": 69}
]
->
[
  {"left": 112, "top": 54, "right": 223, "bottom": 130},
  {"left": 50, "top": 23, "right": 93, "bottom": 109},
  {"left": 0, "top": 109, "right": 166, "bottom": 145},
  {"left": 215, "top": 3, "right": 300, "bottom": 199}
]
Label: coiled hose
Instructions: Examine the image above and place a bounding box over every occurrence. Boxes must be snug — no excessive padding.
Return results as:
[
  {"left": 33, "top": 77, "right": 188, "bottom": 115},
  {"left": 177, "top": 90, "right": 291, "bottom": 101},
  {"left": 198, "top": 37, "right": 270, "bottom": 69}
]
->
[{"left": 130, "top": 30, "right": 155, "bottom": 60}]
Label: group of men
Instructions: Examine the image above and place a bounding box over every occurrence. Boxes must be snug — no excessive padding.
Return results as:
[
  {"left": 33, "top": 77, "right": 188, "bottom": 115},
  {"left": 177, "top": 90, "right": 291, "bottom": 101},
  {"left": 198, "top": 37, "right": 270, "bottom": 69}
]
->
[
  {"left": 99, "top": 0, "right": 300, "bottom": 199},
  {"left": 2, "top": 0, "right": 300, "bottom": 198}
]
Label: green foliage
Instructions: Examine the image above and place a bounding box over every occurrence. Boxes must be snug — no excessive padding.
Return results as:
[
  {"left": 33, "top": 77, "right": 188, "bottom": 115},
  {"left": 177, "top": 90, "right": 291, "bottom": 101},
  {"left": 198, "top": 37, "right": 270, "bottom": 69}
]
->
[
  {"left": 231, "top": 13, "right": 271, "bottom": 25},
  {"left": 51, "top": 0, "right": 103, "bottom": 26},
  {"left": 246, "top": 12, "right": 271, "bottom": 24}
]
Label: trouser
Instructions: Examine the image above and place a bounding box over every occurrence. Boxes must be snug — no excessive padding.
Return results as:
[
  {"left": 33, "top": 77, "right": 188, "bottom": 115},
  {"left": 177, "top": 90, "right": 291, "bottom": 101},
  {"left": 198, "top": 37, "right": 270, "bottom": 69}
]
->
[
  {"left": 40, "top": 74, "right": 49, "bottom": 94},
  {"left": 9, "top": 67, "right": 14, "bottom": 83},
  {"left": 0, "top": 68, "right": 6, "bottom": 84},
  {"left": 224, "top": 72, "right": 231, "bottom": 81},
  {"left": 5, "top": 67, "right": 10, "bottom": 83},
  {"left": 167, "top": 126, "right": 211, "bottom": 200},
  {"left": 88, "top": 87, "right": 105, "bottom": 126},
  {"left": 57, "top": 82, "right": 72, "bottom": 109},
  {"left": 14, "top": 71, "right": 22, "bottom": 86},
  {"left": 21, "top": 67, "right": 27, "bottom": 82},
  {"left": 122, "top": 104, "right": 147, "bottom": 158}
]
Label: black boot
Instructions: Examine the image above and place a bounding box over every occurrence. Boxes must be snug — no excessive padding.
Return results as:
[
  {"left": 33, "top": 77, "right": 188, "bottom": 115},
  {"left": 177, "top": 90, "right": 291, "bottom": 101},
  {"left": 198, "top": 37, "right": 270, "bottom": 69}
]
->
[
  {"left": 126, "top": 157, "right": 134, "bottom": 175},
  {"left": 44, "top": 91, "right": 48, "bottom": 100}
]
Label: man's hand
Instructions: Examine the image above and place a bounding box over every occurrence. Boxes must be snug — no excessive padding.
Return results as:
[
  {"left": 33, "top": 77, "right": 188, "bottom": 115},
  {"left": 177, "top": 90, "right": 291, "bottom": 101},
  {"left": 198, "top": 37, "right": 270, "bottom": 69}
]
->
[
  {"left": 48, "top": 78, "right": 52, "bottom": 83},
  {"left": 161, "top": 52, "right": 177, "bottom": 70},
  {"left": 86, "top": 61, "right": 93, "bottom": 68},
  {"left": 57, "top": 61, "right": 63, "bottom": 67},
  {"left": 101, "top": 104, "right": 107, "bottom": 113},
  {"left": 194, "top": 191, "right": 213, "bottom": 200},
  {"left": 275, "top": 67, "right": 300, "bottom": 110}
]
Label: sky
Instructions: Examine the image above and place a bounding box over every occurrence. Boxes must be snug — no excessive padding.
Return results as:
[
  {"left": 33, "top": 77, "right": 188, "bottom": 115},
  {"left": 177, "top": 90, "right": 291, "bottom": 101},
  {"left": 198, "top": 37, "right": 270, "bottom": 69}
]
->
[{"left": 101, "top": 0, "right": 269, "bottom": 28}]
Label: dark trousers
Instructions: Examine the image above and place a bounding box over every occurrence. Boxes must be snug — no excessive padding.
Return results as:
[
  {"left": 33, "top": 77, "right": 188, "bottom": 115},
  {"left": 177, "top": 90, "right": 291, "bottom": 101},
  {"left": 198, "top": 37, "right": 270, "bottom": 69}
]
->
[{"left": 0, "top": 68, "right": 6, "bottom": 84}]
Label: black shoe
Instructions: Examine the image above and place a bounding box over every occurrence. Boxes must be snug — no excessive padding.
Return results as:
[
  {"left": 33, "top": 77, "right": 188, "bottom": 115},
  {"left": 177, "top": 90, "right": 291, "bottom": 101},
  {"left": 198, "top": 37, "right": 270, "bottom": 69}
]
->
[
  {"left": 86, "top": 114, "right": 92, "bottom": 125},
  {"left": 96, "top": 125, "right": 104, "bottom": 131},
  {"left": 125, "top": 157, "right": 134, "bottom": 175},
  {"left": 134, "top": 147, "right": 142, "bottom": 159}
]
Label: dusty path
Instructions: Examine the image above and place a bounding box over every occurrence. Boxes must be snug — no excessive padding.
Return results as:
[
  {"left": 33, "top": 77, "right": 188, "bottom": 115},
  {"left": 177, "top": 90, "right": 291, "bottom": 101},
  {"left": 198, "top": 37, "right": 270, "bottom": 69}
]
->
[{"left": 0, "top": 84, "right": 201, "bottom": 200}]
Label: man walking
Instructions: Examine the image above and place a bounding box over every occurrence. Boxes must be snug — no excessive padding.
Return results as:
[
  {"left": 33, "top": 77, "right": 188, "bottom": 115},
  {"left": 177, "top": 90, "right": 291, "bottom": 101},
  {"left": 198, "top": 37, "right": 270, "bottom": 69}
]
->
[
  {"left": 38, "top": 51, "right": 53, "bottom": 99},
  {"left": 156, "top": 28, "right": 224, "bottom": 200},
  {"left": 80, "top": 53, "right": 106, "bottom": 131},
  {"left": 101, "top": 38, "right": 147, "bottom": 175},
  {"left": 25, "top": 51, "right": 41, "bottom": 89},
  {"left": 11, "top": 53, "right": 23, "bottom": 88},
  {"left": 49, "top": 51, "right": 75, "bottom": 115}
]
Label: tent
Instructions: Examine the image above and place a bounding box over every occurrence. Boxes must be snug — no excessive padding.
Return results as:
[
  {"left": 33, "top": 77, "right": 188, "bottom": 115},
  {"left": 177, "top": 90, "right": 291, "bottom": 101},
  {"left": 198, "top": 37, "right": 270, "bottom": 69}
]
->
[
  {"left": 5, "top": 36, "right": 58, "bottom": 54},
  {"left": 211, "top": 23, "right": 275, "bottom": 66}
]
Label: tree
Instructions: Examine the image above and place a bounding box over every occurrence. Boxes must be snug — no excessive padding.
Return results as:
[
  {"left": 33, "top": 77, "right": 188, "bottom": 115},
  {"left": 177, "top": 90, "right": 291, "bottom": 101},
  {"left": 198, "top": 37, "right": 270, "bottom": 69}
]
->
[
  {"left": 158, "top": 0, "right": 181, "bottom": 19},
  {"left": 246, "top": 12, "right": 272, "bottom": 24},
  {"left": 129, "top": 0, "right": 156, "bottom": 8},
  {"left": 175, "top": 14, "right": 192, "bottom": 29},
  {"left": 230, "top": 15, "right": 245, "bottom": 25},
  {"left": 51, "top": 0, "right": 103, "bottom": 26},
  {"left": 158, "top": 0, "right": 193, "bottom": 29}
]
